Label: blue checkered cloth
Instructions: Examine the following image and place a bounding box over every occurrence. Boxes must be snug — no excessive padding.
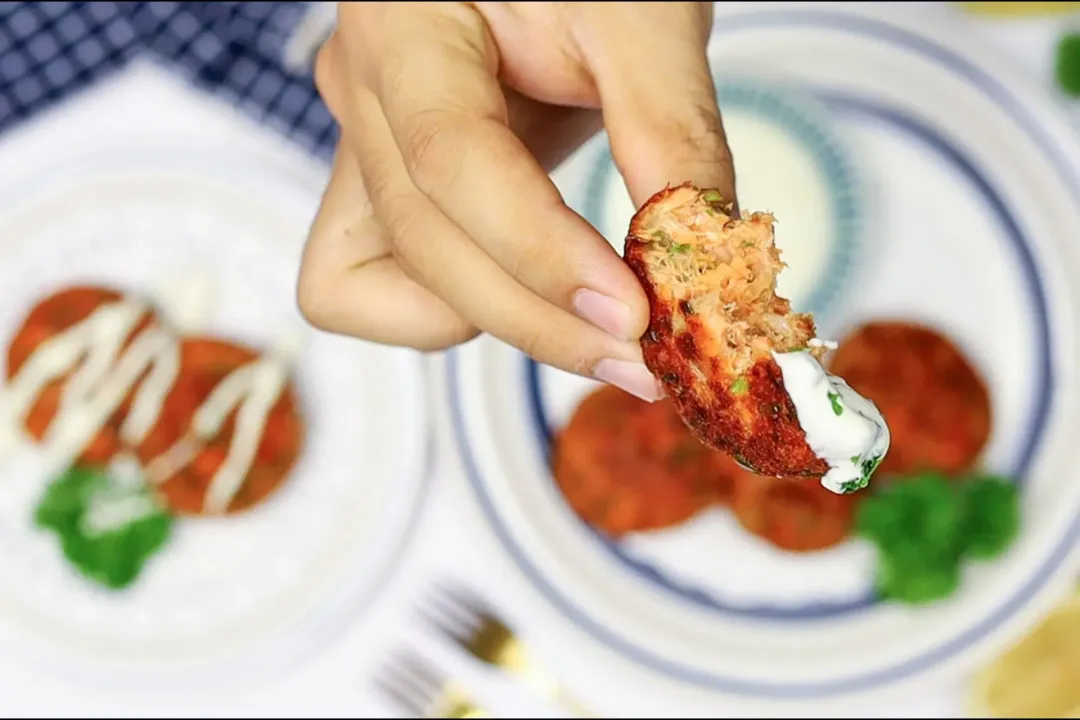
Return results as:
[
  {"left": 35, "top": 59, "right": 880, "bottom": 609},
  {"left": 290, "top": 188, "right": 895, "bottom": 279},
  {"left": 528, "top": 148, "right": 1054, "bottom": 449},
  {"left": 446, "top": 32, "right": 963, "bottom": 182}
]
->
[{"left": 0, "top": 1, "right": 338, "bottom": 160}]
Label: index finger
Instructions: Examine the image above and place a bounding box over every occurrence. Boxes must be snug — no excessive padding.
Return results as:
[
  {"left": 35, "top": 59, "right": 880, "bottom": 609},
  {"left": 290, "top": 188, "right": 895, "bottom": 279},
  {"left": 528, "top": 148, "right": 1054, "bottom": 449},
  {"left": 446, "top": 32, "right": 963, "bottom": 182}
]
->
[
  {"left": 354, "top": 2, "right": 650, "bottom": 342},
  {"left": 578, "top": 2, "right": 738, "bottom": 212}
]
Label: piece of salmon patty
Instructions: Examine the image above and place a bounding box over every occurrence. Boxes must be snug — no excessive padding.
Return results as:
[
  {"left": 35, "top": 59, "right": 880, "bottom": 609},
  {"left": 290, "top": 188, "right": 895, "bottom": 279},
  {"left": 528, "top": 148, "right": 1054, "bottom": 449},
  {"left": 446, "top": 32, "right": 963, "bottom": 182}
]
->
[{"left": 623, "top": 183, "right": 890, "bottom": 494}]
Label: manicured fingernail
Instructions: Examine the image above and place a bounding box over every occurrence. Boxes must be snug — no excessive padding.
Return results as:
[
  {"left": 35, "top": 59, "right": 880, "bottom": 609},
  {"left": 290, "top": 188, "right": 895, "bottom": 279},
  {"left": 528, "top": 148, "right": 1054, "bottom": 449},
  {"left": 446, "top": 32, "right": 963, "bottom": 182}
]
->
[
  {"left": 593, "top": 359, "right": 662, "bottom": 402},
  {"left": 573, "top": 288, "right": 633, "bottom": 340}
]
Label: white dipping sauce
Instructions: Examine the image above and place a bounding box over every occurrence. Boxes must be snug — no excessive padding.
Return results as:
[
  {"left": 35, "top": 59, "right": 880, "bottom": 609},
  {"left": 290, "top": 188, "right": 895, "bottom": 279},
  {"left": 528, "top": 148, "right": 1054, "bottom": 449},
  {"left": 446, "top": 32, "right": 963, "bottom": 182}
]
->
[{"left": 772, "top": 350, "right": 890, "bottom": 494}]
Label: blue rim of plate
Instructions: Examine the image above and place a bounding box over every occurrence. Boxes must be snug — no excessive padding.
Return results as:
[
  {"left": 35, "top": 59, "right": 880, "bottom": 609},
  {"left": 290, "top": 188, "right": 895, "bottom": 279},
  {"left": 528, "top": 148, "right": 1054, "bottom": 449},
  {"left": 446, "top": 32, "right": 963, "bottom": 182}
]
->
[
  {"left": 449, "top": 9, "right": 1067, "bottom": 698},
  {"left": 579, "top": 77, "right": 866, "bottom": 327}
]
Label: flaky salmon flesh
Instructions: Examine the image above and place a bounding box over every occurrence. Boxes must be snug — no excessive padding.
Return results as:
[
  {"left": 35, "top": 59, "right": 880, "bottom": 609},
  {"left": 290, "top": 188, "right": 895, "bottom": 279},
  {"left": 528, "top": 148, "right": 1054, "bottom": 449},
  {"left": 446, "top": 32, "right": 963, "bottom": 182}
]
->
[{"left": 623, "top": 183, "right": 829, "bottom": 478}]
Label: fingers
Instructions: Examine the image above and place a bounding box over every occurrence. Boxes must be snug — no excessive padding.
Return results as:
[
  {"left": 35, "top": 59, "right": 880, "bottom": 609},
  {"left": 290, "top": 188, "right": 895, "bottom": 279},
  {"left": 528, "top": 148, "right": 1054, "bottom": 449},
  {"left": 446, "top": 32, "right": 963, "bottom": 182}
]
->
[
  {"left": 354, "top": 2, "right": 650, "bottom": 343},
  {"left": 504, "top": 88, "right": 602, "bottom": 173},
  {"left": 344, "top": 84, "right": 658, "bottom": 399},
  {"left": 578, "top": 2, "right": 738, "bottom": 211},
  {"left": 297, "top": 148, "right": 478, "bottom": 352}
]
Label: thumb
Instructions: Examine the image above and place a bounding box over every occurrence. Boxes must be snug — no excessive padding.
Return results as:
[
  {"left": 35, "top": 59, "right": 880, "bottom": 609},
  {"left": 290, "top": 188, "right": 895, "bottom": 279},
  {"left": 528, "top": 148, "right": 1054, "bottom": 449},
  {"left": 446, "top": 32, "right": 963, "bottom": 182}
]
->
[{"left": 577, "top": 3, "right": 737, "bottom": 212}]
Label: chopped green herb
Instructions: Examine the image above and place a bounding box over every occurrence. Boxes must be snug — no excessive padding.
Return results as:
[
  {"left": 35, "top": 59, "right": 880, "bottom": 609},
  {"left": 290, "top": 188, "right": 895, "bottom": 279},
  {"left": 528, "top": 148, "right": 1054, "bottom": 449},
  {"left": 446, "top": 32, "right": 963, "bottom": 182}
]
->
[
  {"left": 861, "top": 454, "right": 884, "bottom": 480},
  {"left": 740, "top": 240, "right": 754, "bottom": 248},
  {"left": 701, "top": 189, "right": 724, "bottom": 205},
  {"left": 671, "top": 243, "right": 692, "bottom": 254},
  {"left": 840, "top": 476, "right": 869, "bottom": 494},
  {"left": 850, "top": 455, "right": 861, "bottom": 465},
  {"left": 651, "top": 229, "right": 671, "bottom": 243},
  {"left": 35, "top": 465, "right": 173, "bottom": 591},
  {"left": 827, "top": 391, "right": 844, "bottom": 416},
  {"left": 730, "top": 376, "right": 749, "bottom": 395}
]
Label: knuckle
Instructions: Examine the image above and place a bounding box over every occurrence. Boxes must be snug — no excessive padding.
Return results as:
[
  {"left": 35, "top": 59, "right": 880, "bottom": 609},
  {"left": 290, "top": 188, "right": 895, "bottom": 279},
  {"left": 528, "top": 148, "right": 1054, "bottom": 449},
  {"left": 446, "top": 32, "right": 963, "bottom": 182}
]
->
[
  {"left": 414, "top": 322, "right": 481, "bottom": 354},
  {"left": 517, "top": 323, "right": 566, "bottom": 365},
  {"left": 674, "top": 101, "right": 729, "bottom": 160},
  {"left": 296, "top": 265, "right": 334, "bottom": 332},
  {"left": 380, "top": 194, "right": 424, "bottom": 251},
  {"left": 400, "top": 112, "right": 464, "bottom": 198},
  {"left": 312, "top": 35, "right": 346, "bottom": 121}
]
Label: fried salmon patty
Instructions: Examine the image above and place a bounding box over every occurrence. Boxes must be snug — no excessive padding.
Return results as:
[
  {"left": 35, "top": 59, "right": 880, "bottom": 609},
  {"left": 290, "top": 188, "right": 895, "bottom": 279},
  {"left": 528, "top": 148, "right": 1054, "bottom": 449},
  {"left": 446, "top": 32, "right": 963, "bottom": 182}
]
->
[
  {"left": 135, "top": 337, "right": 304, "bottom": 516},
  {"left": 827, "top": 321, "right": 991, "bottom": 478},
  {"left": 624, "top": 183, "right": 832, "bottom": 478},
  {"left": 731, "top": 469, "right": 860, "bottom": 552},
  {"left": 6, "top": 286, "right": 161, "bottom": 465},
  {"left": 552, "top": 385, "right": 736, "bottom": 536}
]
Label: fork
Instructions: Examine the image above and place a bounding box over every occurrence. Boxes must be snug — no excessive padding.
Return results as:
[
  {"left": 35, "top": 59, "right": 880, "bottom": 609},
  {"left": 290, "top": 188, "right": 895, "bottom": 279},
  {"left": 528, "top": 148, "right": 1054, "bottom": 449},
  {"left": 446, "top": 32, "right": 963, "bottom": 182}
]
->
[
  {"left": 419, "top": 584, "right": 596, "bottom": 717},
  {"left": 374, "top": 649, "right": 490, "bottom": 719}
]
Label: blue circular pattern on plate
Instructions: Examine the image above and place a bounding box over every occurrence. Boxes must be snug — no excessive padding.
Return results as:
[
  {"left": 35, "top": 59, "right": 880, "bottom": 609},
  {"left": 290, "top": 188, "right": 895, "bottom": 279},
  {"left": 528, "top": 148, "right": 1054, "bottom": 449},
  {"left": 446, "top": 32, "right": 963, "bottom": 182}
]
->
[
  {"left": 579, "top": 77, "right": 866, "bottom": 327},
  {"left": 449, "top": 10, "right": 1065, "bottom": 697}
]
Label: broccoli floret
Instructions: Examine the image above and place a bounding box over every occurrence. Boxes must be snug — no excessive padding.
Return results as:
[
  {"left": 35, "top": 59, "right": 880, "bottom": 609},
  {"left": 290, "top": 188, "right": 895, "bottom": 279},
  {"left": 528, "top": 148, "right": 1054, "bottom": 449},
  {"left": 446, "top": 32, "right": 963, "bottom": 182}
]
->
[
  {"left": 876, "top": 545, "right": 962, "bottom": 605},
  {"left": 855, "top": 471, "right": 965, "bottom": 556},
  {"left": 35, "top": 465, "right": 173, "bottom": 590},
  {"left": 855, "top": 468, "right": 1023, "bottom": 607},
  {"left": 855, "top": 471, "right": 970, "bottom": 606},
  {"left": 1057, "top": 32, "right": 1080, "bottom": 97},
  {"left": 959, "top": 474, "right": 1020, "bottom": 560}
]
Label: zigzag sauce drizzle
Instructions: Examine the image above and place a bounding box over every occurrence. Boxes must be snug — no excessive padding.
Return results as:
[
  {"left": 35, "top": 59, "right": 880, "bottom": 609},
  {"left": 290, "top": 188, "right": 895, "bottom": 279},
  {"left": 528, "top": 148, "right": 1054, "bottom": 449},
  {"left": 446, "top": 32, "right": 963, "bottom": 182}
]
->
[{"left": 0, "top": 297, "right": 288, "bottom": 514}]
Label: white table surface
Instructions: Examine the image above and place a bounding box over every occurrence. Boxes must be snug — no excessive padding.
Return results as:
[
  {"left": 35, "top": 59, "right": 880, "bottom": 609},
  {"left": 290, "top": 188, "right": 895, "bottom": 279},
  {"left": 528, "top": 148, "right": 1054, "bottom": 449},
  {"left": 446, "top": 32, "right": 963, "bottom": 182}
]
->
[{"left": 0, "top": 4, "right": 1074, "bottom": 717}]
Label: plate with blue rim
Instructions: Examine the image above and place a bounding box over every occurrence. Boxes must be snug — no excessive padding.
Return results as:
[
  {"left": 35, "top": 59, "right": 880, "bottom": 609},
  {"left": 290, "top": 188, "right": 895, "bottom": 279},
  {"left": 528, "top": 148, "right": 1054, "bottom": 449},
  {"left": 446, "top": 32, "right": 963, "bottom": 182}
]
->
[{"left": 446, "top": 1, "right": 1080, "bottom": 705}]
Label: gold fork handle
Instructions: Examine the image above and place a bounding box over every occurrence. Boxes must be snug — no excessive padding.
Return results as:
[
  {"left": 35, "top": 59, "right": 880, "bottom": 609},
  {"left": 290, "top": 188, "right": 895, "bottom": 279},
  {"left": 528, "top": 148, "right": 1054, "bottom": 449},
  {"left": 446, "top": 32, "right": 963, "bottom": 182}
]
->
[
  {"left": 441, "top": 699, "right": 491, "bottom": 719},
  {"left": 442, "top": 699, "right": 490, "bottom": 716},
  {"left": 497, "top": 642, "right": 598, "bottom": 717}
]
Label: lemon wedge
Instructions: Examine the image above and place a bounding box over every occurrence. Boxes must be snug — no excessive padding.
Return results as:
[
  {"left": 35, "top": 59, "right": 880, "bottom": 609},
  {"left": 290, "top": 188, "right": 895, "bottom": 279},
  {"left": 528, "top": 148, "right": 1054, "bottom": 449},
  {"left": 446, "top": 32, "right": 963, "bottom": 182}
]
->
[
  {"left": 971, "top": 589, "right": 1080, "bottom": 718},
  {"left": 955, "top": 2, "right": 1080, "bottom": 16}
]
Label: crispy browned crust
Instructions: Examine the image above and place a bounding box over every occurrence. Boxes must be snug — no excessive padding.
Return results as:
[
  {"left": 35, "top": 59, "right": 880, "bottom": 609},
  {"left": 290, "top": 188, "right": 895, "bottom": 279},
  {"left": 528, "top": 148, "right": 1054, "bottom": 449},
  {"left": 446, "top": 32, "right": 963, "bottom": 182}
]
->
[{"left": 623, "top": 183, "right": 828, "bottom": 478}]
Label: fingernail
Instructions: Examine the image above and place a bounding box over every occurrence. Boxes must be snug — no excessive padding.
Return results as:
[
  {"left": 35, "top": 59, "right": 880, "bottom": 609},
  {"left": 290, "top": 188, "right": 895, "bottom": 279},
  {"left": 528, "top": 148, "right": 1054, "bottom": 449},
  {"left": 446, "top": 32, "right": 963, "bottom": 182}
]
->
[
  {"left": 573, "top": 288, "right": 633, "bottom": 340},
  {"left": 593, "top": 359, "right": 662, "bottom": 403}
]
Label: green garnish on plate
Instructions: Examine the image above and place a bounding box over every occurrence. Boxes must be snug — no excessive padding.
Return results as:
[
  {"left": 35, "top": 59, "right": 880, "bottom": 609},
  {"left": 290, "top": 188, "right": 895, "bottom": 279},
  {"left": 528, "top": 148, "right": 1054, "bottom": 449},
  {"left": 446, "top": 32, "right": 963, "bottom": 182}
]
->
[
  {"left": 35, "top": 465, "right": 173, "bottom": 591},
  {"left": 854, "top": 470, "right": 1020, "bottom": 605},
  {"left": 1056, "top": 32, "right": 1080, "bottom": 97}
]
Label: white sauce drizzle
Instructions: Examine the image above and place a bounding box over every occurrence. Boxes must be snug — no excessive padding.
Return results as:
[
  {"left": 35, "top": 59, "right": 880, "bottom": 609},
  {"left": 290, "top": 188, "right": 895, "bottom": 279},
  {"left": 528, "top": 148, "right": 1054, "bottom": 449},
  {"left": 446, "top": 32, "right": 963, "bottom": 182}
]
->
[
  {"left": 0, "top": 295, "right": 294, "bottom": 514},
  {"left": 190, "top": 352, "right": 290, "bottom": 514},
  {"left": 82, "top": 453, "right": 160, "bottom": 535},
  {"left": 772, "top": 349, "right": 891, "bottom": 494}
]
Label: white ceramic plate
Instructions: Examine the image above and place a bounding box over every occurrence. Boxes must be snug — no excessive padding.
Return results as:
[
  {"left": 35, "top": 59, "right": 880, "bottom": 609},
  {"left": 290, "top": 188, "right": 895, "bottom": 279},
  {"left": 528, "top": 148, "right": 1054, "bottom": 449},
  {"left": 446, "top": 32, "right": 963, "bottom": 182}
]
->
[
  {"left": 448, "top": 2, "right": 1080, "bottom": 701},
  {"left": 0, "top": 144, "right": 430, "bottom": 688}
]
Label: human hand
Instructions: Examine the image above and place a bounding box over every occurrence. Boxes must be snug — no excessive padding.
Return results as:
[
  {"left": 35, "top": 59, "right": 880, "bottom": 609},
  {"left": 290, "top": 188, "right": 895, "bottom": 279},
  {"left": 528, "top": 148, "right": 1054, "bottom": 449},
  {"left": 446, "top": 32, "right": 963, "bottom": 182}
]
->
[{"left": 297, "top": 2, "right": 737, "bottom": 402}]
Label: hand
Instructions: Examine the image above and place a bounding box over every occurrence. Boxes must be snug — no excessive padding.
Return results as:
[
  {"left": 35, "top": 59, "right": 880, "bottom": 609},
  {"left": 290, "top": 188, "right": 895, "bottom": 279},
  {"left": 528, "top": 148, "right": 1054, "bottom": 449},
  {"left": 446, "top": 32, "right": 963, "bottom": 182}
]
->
[{"left": 297, "top": 2, "right": 736, "bottom": 402}]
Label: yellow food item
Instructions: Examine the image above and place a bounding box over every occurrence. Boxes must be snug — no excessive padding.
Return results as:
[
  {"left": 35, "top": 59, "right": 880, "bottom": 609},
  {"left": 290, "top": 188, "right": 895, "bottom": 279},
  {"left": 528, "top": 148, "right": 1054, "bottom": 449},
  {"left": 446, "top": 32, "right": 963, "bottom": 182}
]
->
[
  {"left": 956, "top": 2, "right": 1080, "bottom": 16},
  {"left": 971, "top": 589, "right": 1080, "bottom": 718}
]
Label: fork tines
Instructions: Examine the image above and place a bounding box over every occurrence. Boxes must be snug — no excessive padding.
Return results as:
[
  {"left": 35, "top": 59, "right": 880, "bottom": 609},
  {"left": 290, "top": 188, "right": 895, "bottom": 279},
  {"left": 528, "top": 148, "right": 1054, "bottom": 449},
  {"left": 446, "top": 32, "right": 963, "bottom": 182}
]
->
[
  {"left": 418, "top": 581, "right": 498, "bottom": 643},
  {"left": 374, "top": 650, "right": 444, "bottom": 717}
]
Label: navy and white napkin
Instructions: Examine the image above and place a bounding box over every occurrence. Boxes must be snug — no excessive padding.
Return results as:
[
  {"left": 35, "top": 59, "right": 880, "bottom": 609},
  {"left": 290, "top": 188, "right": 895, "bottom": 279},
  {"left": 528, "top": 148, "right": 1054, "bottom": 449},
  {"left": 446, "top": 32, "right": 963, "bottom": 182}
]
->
[{"left": 0, "top": 1, "right": 338, "bottom": 159}]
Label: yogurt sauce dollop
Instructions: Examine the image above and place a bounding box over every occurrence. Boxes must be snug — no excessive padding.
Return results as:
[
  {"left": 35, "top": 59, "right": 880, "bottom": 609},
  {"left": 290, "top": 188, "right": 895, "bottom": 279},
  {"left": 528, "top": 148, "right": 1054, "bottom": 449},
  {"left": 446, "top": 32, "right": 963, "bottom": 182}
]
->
[{"left": 772, "top": 347, "right": 891, "bottom": 494}]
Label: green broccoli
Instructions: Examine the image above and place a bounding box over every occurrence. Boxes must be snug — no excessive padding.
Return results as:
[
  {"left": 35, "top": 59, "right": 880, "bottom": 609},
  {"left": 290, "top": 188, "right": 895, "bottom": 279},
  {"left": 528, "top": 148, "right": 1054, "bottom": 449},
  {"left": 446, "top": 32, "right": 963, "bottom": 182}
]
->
[
  {"left": 959, "top": 473, "right": 1020, "bottom": 560},
  {"left": 876, "top": 545, "right": 962, "bottom": 605},
  {"left": 855, "top": 469, "right": 1022, "bottom": 606},
  {"left": 1056, "top": 32, "right": 1080, "bottom": 97},
  {"left": 855, "top": 470, "right": 966, "bottom": 556},
  {"left": 35, "top": 465, "right": 173, "bottom": 590}
]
